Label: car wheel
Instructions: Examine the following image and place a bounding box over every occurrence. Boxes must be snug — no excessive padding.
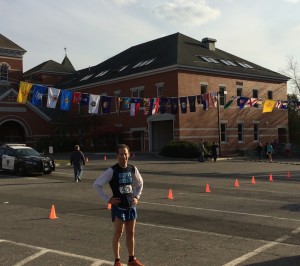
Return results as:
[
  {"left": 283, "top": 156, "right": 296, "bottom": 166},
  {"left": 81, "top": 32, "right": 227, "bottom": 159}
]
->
[{"left": 15, "top": 164, "right": 26, "bottom": 176}]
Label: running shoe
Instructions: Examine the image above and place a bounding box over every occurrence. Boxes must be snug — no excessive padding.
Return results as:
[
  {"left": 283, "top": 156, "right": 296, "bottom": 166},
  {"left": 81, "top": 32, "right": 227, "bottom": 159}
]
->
[
  {"left": 114, "top": 261, "right": 123, "bottom": 266},
  {"left": 128, "top": 258, "right": 144, "bottom": 266}
]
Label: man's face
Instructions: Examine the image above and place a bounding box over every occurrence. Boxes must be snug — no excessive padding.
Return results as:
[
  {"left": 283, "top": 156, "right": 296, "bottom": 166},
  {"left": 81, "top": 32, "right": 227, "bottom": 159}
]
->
[{"left": 117, "top": 147, "right": 130, "bottom": 167}]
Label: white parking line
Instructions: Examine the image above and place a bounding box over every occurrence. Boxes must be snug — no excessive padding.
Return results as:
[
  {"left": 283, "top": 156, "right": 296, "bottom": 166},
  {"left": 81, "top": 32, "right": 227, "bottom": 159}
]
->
[
  {"left": 140, "top": 201, "right": 300, "bottom": 222},
  {"left": 0, "top": 239, "right": 114, "bottom": 266},
  {"left": 222, "top": 234, "right": 293, "bottom": 266}
]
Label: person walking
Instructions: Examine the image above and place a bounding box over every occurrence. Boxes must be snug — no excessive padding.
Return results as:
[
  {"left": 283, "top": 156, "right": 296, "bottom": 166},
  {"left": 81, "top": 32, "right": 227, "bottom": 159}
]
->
[
  {"left": 284, "top": 141, "right": 292, "bottom": 158},
  {"left": 266, "top": 142, "right": 273, "bottom": 163},
  {"left": 198, "top": 140, "right": 207, "bottom": 162},
  {"left": 256, "top": 142, "right": 263, "bottom": 162},
  {"left": 211, "top": 142, "right": 219, "bottom": 162},
  {"left": 70, "top": 144, "right": 86, "bottom": 182},
  {"left": 93, "top": 144, "right": 144, "bottom": 266}
]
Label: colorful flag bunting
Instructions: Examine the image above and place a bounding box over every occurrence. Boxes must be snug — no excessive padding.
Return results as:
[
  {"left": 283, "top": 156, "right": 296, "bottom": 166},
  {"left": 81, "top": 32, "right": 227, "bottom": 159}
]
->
[
  {"left": 238, "top": 97, "right": 249, "bottom": 109},
  {"left": 17, "top": 81, "right": 33, "bottom": 104},
  {"left": 88, "top": 94, "right": 100, "bottom": 114},
  {"left": 188, "top": 96, "right": 196, "bottom": 112},
  {"left": 160, "top": 97, "right": 169, "bottom": 114},
  {"left": 47, "top": 87, "right": 61, "bottom": 108},
  {"left": 130, "top": 98, "right": 140, "bottom": 116},
  {"left": 122, "top": 97, "right": 131, "bottom": 109},
  {"left": 32, "top": 84, "right": 46, "bottom": 106},
  {"left": 73, "top": 92, "right": 81, "bottom": 104},
  {"left": 210, "top": 92, "right": 218, "bottom": 107},
  {"left": 81, "top": 93, "right": 89, "bottom": 106},
  {"left": 101, "top": 96, "right": 112, "bottom": 114},
  {"left": 179, "top": 96, "right": 187, "bottom": 113},
  {"left": 263, "top": 99, "right": 276, "bottom": 113},
  {"left": 170, "top": 97, "right": 178, "bottom": 114},
  {"left": 202, "top": 93, "right": 209, "bottom": 110},
  {"left": 224, "top": 96, "right": 237, "bottom": 109},
  {"left": 60, "top": 90, "right": 73, "bottom": 111}
]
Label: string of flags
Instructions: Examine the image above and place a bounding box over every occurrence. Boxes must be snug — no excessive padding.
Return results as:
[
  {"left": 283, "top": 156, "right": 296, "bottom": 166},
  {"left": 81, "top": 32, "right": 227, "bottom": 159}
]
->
[{"left": 16, "top": 81, "right": 294, "bottom": 116}]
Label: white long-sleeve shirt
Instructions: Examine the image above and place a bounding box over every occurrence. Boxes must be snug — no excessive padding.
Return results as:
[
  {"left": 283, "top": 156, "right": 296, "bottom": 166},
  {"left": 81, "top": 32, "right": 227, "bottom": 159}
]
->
[{"left": 93, "top": 164, "right": 143, "bottom": 203}]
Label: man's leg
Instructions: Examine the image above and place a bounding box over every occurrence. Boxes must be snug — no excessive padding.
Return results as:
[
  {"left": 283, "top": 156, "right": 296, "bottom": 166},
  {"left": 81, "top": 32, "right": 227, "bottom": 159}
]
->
[
  {"left": 125, "top": 219, "right": 136, "bottom": 257},
  {"left": 113, "top": 218, "right": 124, "bottom": 260}
]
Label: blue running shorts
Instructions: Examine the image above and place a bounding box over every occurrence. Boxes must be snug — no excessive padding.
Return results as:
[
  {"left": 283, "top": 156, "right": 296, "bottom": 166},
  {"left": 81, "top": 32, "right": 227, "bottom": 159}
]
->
[{"left": 111, "top": 205, "right": 137, "bottom": 222}]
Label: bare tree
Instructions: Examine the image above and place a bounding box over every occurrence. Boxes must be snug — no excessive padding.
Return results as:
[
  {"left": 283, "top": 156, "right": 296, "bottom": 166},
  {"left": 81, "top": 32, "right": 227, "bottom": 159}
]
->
[{"left": 282, "top": 55, "right": 300, "bottom": 95}]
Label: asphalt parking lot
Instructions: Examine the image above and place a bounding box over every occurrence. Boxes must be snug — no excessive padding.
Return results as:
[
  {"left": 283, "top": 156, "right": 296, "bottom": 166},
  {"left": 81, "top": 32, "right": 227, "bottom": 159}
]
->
[{"left": 0, "top": 154, "right": 299, "bottom": 266}]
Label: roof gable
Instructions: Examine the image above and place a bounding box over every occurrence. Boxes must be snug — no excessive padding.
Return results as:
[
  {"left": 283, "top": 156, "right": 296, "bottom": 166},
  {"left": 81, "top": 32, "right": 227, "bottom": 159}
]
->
[
  {"left": 0, "top": 34, "right": 26, "bottom": 52},
  {"left": 24, "top": 59, "right": 75, "bottom": 75}
]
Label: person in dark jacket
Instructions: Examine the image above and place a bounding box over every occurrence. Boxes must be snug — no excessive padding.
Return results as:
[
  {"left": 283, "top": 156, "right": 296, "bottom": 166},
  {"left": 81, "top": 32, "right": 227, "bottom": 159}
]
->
[
  {"left": 211, "top": 142, "right": 219, "bottom": 162},
  {"left": 70, "top": 145, "right": 85, "bottom": 182}
]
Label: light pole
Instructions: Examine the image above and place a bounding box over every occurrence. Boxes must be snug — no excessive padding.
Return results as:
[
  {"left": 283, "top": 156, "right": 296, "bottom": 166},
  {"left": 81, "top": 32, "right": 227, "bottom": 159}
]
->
[{"left": 217, "top": 92, "right": 222, "bottom": 156}]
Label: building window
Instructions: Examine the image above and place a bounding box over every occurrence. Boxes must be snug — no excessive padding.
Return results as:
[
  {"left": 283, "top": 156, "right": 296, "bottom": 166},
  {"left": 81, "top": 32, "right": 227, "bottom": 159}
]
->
[
  {"left": 219, "top": 86, "right": 226, "bottom": 106},
  {"left": 267, "top": 91, "right": 273, "bottom": 99},
  {"left": 220, "top": 123, "right": 227, "bottom": 142},
  {"left": 253, "top": 89, "right": 258, "bottom": 98},
  {"left": 238, "top": 123, "right": 244, "bottom": 142},
  {"left": 131, "top": 87, "right": 144, "bottom": 98},
  {"left": 201, "top": 84, "right": 207, "bottom": 95},
  {"left": 254, "top": 123, "right": 259, "bottom": 141},
  {"left": 237, "top": 87, "right": 242, "bottom": 106},
  {"left": 0, "top": 63, "right": 9, "bottom": 81},
  {"left": 156, "top": 83, "right": 164, "bottom": 97}
]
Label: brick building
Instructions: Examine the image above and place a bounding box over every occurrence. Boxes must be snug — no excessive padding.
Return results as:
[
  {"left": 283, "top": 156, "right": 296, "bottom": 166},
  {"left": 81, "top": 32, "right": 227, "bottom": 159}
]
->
[
  {"left": 0, "top": 34, "right": 74, "bottom": 147},
  {"left": 0, "top": 33, "right": 289, "bottom": 154},
  {"left": 63, "top": 33, "right": 289, "bottom": 154}
]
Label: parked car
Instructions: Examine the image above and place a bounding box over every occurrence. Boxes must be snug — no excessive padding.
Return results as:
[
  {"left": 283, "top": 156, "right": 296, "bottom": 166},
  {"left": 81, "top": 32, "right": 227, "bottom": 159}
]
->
[{"left": 0, "top": 144, "right": 55, "bottom": 176}]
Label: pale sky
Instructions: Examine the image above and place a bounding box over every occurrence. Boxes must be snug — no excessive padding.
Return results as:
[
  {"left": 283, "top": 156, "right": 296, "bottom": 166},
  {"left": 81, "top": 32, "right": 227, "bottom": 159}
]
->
[{"left": 1, "top": 0, "right": 300, "bottom": 87}]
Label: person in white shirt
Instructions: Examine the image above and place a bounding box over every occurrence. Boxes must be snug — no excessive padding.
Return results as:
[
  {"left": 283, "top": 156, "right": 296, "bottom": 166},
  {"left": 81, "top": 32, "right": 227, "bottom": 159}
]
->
[{"left": 93, "top": 144, "right": 144, "bottom": 266}]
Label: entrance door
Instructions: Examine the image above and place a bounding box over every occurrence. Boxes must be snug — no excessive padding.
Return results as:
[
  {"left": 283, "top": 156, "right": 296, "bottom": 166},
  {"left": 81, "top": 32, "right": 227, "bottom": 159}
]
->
[{"left": 151, "top": 120, "right": 173, "bottom": 151}]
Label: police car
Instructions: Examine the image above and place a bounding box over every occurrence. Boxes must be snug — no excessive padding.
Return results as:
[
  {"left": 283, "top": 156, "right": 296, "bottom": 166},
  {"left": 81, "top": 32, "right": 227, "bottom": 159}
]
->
[{"left": 0, "top": 144, "right": 55, "bottom": 176}]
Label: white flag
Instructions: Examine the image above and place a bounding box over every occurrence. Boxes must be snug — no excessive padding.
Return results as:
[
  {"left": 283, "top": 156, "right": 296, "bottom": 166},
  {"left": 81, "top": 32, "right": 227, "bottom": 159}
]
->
[
  {"left": 47, "top": 87, "right": 61, "bottom": 108},
  {"left": 88, "top": 94, "right": 100, "bottom": 114}
]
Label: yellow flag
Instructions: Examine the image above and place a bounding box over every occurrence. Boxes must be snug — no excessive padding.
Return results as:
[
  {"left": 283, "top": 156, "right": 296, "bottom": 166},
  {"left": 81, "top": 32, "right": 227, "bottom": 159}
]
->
[
  {"left": 17, "top": 81, "right": 33, "bottom": 104},
  {"left": 263, "top": 99, "right": 276, "bottom": 113}
]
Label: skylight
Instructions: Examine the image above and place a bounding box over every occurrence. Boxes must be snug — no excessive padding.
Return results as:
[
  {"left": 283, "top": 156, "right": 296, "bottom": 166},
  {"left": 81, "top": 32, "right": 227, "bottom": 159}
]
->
[
  {"left": 80, "top": 74, "right": 93, "bottom": 81},
  {"left": 132, "top": 58, "right": 156, "bottom": 68},
  {"left": 237, "top": 62, "right": 253, "bottom": 68},
  {"left": 119, "top": 65, "right": 128, "bottom": 71},
  {"left": 95, "top": 70, "right": 109, "bottom": 77},
  {"left": 220, "top": 59, "right": 237, "bottom": 66},
  {"left": 200, "top": 56, "right": 219, "bottom": 63}
]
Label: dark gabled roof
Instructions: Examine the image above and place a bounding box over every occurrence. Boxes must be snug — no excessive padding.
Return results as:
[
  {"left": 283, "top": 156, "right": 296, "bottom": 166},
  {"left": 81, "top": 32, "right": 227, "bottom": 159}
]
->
[
  {"left": 62, "top": 55, "right": 75, "bottom": 71},
  {"left": 24, "top": 59, "right": 75, "bottom": 76},
  {"left": 64, "top": 32, "right": 289, "bottom": 89},
  {"left": 0, "top": 34, "right": 26, "bottom": 52}
]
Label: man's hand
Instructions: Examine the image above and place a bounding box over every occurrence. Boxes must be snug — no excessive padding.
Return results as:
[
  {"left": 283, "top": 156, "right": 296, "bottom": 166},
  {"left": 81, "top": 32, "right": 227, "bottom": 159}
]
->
[{"left": 108, "top": 197, "right": 121, "bottom": 205}]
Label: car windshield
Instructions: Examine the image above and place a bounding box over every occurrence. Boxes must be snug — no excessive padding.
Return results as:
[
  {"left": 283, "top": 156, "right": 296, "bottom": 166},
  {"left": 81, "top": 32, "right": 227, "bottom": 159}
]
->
[{"left": 16, "top": 148, "right": 41, "bottom": 157}]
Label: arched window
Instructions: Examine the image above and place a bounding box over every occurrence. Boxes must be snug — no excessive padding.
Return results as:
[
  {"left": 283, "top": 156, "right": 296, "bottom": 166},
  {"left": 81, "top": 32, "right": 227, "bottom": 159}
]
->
[{"left": 0, "top": 63, "right": 9, "bottom": 81}]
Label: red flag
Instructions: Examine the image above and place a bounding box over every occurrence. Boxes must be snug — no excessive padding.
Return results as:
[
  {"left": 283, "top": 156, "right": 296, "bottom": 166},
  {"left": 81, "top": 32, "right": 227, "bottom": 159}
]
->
[{"left": 73, "top": 92, "right": 81, "bottom": 104}]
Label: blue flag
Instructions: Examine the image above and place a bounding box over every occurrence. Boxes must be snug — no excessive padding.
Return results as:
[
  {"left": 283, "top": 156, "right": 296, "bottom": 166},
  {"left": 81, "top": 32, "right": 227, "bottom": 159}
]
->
[
  {"left": 170, "top": 97, "right": 178, "bottom": 114},
  {"left": 101, "top": 96, "right": 112, "bottom": 113},
  {"left": 32, "top": 85, "right": 47, "bottom": 106},
  {"left": 80, "top": 93, "right": 89, "bottom": 106},
  {"left": 179, "top": 96, "right": 187, "bottom": 113},
  {"left": 60, "top": 90, "right": 73, "bottom": 110},
  {"left": 160, "top": 97, "right": 169, "bottom": 114}
]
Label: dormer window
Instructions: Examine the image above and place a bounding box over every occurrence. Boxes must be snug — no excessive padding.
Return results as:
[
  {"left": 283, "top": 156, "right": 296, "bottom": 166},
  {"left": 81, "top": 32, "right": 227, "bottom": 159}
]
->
[
  {"left": 200, "top": 56, "right": 219, "bottom": 63},
  {"left": 237, "top": 62, "right": 253, "bottom": 68},
  {"left": 132, "top": 58, "right": 156, "bottom": 68},
  {"left": 95, "top": 70, "right": 109, "bottom": 77},
  {"left": 80, "top": 74, "right": 93, "bottom": 81},
  {"left": 220, "top": 59, "right": 237, "bottom": 66}
]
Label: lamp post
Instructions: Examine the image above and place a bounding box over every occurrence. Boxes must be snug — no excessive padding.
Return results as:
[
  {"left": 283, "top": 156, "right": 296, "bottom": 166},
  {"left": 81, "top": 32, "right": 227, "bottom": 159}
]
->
[{"left": 217, "top": 92, "right": 222, "bottom": 156}]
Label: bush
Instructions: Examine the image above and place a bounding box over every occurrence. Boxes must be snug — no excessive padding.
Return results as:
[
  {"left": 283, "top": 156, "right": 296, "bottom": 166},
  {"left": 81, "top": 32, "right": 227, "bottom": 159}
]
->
[{"left": 159, "top": 141, "right": 199, "bottom": 158}]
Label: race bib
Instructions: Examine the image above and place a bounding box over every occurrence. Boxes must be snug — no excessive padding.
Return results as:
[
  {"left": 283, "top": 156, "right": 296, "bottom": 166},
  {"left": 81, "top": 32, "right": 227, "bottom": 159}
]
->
[{"left": 119, "top": 185, "right": 133, "bottom": 194}]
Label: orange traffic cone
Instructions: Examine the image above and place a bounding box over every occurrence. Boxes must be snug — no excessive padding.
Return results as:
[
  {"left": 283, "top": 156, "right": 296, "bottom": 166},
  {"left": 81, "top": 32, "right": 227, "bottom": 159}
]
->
[
  {"left": 205, "top": 183, "right": 211, "bottom": 193},
  {"left": 85, "top": 157, "right": 89, "bottom": 163},
  {"left": 234, "top": 179, "right": 239, "bottom": 188},
  {"left": 49, "top": 204, "right": 58, "bottom": 219},
  {"left": 269, "top": 173, "right": 273, "bottom": 182},
  {"left": 107, "top": 203, "right": 111, "bottom": 210},
  {"left": 251, "top": 176, "right": 256, "bottom": 184},
  {"left": 104, "top": 155, "right": 107, "bottom": 161},
  {"left": 168, "top": 189, "right": 174, "bottom": 200},
  {"left": 287, "top": 171, "right": 291, "bottom": 178}
]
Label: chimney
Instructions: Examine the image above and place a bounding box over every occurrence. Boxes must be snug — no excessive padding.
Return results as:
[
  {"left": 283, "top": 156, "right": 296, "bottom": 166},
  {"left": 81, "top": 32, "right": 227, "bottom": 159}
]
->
[{"left": 202, "top": 37, "right": 217, "bottom": 51}]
